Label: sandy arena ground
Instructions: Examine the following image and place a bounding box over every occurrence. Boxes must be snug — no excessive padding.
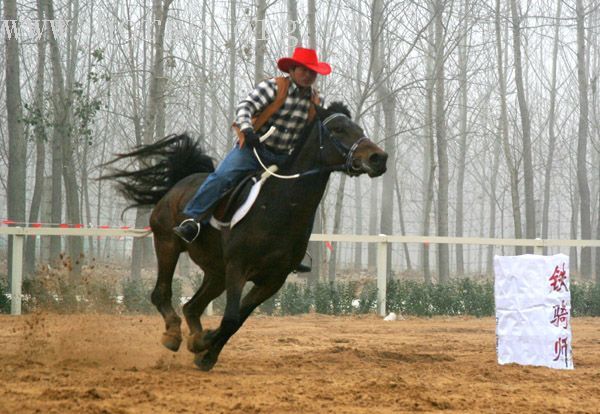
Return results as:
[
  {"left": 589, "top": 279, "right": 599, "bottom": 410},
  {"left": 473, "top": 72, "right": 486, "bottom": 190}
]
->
[{"left": 0, "top": 313, "right": 598, "bottom": 413}]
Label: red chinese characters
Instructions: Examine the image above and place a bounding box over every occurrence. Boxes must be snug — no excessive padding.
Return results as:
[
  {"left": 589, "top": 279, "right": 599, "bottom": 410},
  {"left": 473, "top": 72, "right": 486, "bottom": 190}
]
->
[
  {"left": 550, "top": 300, "right": 569, "bottom": 329},
  {"left": 549, "top": 263, "right": 568, "bottom": 292},
  {"left": 553, "top": 337, "right": 569, "bottom": 363}
]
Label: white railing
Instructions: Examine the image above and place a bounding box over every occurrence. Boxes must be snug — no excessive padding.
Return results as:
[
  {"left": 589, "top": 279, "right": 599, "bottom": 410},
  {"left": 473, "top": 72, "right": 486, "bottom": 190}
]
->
[{"left": 3, "top": 226, "right": 600, "bottom": 316}]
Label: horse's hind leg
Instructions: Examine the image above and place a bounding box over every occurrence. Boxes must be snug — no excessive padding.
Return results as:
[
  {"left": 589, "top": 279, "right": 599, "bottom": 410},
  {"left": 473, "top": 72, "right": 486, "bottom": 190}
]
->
[
  {"left": 151, "top": 237, "right": 183, "bottom": 352},
  {"left": 237, "top": 276, "right": 286, "bottom": 324},
  {"left": 183, "top": 270, "right": 225, "bottom": 352}
]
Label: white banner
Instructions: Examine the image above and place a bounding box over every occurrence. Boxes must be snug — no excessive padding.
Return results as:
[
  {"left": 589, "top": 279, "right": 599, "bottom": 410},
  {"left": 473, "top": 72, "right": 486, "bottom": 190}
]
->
[{"left": 494, "top": 254, "right": 574, "bottom": 370}]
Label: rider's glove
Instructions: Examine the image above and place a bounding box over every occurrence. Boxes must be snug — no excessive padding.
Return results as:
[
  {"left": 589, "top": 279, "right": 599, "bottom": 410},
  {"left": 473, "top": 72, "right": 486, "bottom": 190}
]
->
[{"left": 242, "top": 127, "right": 260, "bottom": 148}]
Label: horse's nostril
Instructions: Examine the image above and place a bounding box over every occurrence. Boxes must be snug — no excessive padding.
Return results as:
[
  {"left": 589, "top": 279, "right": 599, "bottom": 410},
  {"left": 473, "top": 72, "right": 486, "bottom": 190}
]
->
[{"left": 369, "top": 153, "right": 388, "bottom": 169}]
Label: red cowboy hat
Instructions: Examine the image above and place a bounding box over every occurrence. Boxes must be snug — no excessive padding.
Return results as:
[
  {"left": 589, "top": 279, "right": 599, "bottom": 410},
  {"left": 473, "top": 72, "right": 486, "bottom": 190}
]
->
[{"left": 277, "top": 47, "right": 331, "bottom": 75}]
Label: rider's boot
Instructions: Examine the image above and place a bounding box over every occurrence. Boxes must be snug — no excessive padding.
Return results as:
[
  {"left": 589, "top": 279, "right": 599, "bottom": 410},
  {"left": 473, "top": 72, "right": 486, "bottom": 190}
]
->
[
  {"left": 173, "top": 218, "right": 201, "bottom": 243},
  {"left": 294, "top": 263, "right": 312, "bottom": 273}
]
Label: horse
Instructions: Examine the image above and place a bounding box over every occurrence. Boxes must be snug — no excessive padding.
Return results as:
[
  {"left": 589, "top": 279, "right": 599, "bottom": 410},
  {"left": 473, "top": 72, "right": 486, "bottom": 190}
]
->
[{"left": 104, "top": 102, "right": 387, "bottom": 371}]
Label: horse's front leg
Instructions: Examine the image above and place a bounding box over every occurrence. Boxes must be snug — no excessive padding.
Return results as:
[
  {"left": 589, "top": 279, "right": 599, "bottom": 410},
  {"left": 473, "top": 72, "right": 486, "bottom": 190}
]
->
[
  {"left": 150, "top": 237, "right": 183, "bottom": 352},
  {"left": 196, "top": 274, "right": 287, "bottom": 371},
  {"left": 194, "top": 270, "right": 246, "bottom": 371},
  {"left": 184, "top": 270, "right": 225, "bottom": 352}
]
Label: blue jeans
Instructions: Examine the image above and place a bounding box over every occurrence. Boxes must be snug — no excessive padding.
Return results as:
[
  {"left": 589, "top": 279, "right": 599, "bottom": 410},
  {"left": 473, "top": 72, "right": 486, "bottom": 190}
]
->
[{"left": 183, "top": 143, "right": 287, "bottom": 221}]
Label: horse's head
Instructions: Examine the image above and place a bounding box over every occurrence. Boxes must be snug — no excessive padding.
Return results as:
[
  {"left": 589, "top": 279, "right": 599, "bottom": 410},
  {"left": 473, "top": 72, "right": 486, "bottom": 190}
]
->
[{"left": 315, "top": 102, "right": 387, "bottom": 177}]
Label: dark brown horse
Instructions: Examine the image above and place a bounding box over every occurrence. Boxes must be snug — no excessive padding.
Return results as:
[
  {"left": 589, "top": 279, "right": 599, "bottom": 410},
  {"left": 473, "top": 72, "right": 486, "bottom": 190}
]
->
[{"left": 105, "top": 102, "right": 387, "bottom": 371}]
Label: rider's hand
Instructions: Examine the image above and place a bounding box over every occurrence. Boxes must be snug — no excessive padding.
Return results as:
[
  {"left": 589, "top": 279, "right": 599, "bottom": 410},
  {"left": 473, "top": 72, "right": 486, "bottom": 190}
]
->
[{"left": 242, "top": 127, "right": 260, "bottom": 148}]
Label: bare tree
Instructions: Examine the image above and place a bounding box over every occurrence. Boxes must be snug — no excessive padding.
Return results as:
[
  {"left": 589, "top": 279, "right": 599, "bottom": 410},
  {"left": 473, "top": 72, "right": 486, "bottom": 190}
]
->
[
  {"left": 287, "top": 0, "right": 301, "bottom": 51},
  {"left": 372, "top": 0, "right": 395, "bottom": 280},
  {"left": 255, "top": 0, "right": 267, "bottom": 83},
  {"left": 354, "top": 177, "right": 363, "bottom": 269},
  {"left": 541, "top": 0, "right": 562, "bottom": 255},
  {"left": 4, "top": 0, "right": 27, "bottom": 287},
  {"left": 24, "top": 1, "right": 48, "bottom": 276},
  {"left": 509, "top": 0, "right": 535, "bottom": 249},
  {"left": 328, "top": 175, "right": 346, "bottom": 282},
  {"left": 576, "top": 0, "right": 592, "bottom": 279},
  {"left": 394, "top": 175, "right": 412, "bottom": 270},
  {"left": 227, "top": 0, "right": 237, "bottom": 123},
  {"left": 455, "top": 0, "right": 469, "bottom": 275},
  {"left": 45, "top": 0, "right": 79, "bottom": 271},
  {"left": 421, "top": 16, "right": 436, "bottom": 284},
  {"left": 131, "top": 0, "right": 173, "bottom": 280},
  {"left": 495, "top": 0, "right": 522, "bottom": 254},
  {"left": 434, "top": 0, "right": 449, "bottom": 283},
  {"left": 306, "top": 0, "right": 322, "bottom": 284}
]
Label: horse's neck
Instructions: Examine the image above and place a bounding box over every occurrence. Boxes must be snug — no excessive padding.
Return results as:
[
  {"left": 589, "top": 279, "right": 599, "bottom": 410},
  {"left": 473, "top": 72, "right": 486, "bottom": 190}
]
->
[
  {"left": 265, "top": 124, "right": 331, "bottom": 223},
  {"left": 285, "top": 122, "right": 322, "bottom": 175}
]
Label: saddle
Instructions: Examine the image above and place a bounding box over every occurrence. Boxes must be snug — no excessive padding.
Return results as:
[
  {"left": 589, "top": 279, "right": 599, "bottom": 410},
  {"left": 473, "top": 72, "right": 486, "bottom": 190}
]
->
[
  {"left": 208, "top": 164, "right": 278, "bottom": 229},
  {"left": 208, "top": 174, "right": 256, "bottom": 229}
]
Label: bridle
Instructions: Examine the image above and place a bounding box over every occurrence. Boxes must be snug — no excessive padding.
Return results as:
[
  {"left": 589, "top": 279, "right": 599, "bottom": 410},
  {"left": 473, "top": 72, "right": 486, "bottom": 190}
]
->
[
  {"left": 320, "top": 113, "right": 369, "bottom": 176},
  {"left": 254, "top": 112, "right": 369, "bottom": 179}
]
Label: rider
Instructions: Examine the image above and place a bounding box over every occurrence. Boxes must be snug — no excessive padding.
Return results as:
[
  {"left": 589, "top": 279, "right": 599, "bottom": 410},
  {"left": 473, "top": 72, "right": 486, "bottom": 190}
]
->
[{"left": 173, "top": 47, "right": 332, "bottom": 263}]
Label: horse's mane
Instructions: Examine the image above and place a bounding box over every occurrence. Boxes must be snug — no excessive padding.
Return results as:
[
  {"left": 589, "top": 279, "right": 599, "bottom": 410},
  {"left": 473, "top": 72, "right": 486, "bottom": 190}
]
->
[{"left": 325, "top": 101, "right": 352, "bottom": 119}]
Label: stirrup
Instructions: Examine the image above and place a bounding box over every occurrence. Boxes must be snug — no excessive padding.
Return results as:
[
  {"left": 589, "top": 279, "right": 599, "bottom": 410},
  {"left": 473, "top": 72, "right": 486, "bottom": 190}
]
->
[{"left": 174, "top": 218, "right": 201, "bottom": 243}]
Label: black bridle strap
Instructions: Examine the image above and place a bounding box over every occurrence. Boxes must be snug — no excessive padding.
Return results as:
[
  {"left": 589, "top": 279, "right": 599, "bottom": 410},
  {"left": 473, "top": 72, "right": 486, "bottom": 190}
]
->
[{"left": 321, "top": 114, "right": 370, "bottom": 175}]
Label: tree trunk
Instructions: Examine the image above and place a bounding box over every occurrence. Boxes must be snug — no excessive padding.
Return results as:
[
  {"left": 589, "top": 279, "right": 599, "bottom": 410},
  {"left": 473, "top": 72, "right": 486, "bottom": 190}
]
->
[
  {"left": 510, "top": 0, "right": 536, "bottom": 249},
  {"left": 455, "top": 0, "right": 469, "bottom": 275},
  {"left": 24, "top": 1, "right": 47, "bottom": 277},
  {"left": 542, "top": 0, "right": 562, "bottom": 255},
  {"left": 351, "top": 0, "right": 364, "bottom": 273},
  {"left": 368, "top": 178, "right": 379, "bottom": 271},
  {"left": 132, "top": 0, "right": 173, "bottom": 280},
  {"left": 4, "top": 0, "right": 27, "bottom": 289},
  {"left": 570, "top": 190, "right": 580, "bottom": 274},
  {"left": 421, "top": 9, "right": 435, "bottom": 284},
  {"left": 287, "top": 0, "right": 301, "bottom": 51},
  {"left": 255, "top": 0, "right": 267, "bottom": 84},
  {"left": 228, "top": 0, "right": 237, "bottom": 122},
  {"left": 328, "top": 176, "right": 346, "bottom": 282},
  {"left": 307, "top": 0, "right": 316, "bottom": 49},
  {"left": 354, "top": 178, "right": 363, "bottom": 270},
  {"left": 199, "top": 0, "right": 208, "bottom": 137},
  {"left": 434, "top": 0, "right": 449, "bottom": 283},
  {"left": 371, "top": 0, "right": 394, "bottom": 280},
  {"left": 486, "top": 138, "right": 501, "bottom": 275},
  {"left": 61, "top": 0, "right": 84, "bottom": 277},
  {"left": 81, "top": 11, "right": 95, "bottom": 255},
  {"left": 395, "top": 175, "right": 412, "bottom": 270},
  {"left": 576, "top": 0, "right": 591, "bottom": 279},
  {"left": 495, "top": 0, "right": 522, "bottom": 254},
  {"left": 46, "top": 0, "right": 69, "bottom": 264}
]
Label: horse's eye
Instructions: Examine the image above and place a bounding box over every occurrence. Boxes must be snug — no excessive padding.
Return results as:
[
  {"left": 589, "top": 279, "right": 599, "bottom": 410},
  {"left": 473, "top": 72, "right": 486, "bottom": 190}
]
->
[{"left": 331, "top": 126, "right": 344, "bottom": 134}]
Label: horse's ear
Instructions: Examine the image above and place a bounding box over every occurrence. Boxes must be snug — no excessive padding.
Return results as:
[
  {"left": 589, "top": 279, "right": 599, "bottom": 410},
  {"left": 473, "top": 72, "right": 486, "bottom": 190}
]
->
[{"left": 314, "top": 103, "right": 327, "bottom": 120}]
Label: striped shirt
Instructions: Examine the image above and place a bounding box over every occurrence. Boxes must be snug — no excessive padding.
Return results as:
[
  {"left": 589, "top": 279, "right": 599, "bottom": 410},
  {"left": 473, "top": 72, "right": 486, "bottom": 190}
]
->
[{"left": 234, "top": 77, "right": 322, "bottom": 153}]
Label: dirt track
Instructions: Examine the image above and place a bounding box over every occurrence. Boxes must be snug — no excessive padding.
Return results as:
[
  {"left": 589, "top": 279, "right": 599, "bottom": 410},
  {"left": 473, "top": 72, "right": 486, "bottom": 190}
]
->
[{"left": 0, "top": 313, "right": 599, "bottom": 413}]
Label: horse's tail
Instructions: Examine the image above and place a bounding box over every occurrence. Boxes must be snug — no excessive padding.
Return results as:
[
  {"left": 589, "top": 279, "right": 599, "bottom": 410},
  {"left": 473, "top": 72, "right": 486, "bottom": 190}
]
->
[{"left": 101, "top": 134, "right": 215, "bottom": 210}]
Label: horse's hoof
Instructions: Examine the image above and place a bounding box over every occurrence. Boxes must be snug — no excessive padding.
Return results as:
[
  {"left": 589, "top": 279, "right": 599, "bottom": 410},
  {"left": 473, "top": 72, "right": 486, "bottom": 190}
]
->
[
  {"left": 194, "top": 352, "right": 216, "bottom": 372},
  {"left": 187, "top": 330, "right": 212, "bottom": 354},
  {"left": 161, "top": 332, "right": 182, "bottom": 352}
]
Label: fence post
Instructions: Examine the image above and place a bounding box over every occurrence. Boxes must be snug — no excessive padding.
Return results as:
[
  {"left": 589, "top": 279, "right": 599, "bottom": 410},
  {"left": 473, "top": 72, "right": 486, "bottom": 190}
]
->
[
  {"left": 377, "top": 235, "right": 388, "bottom": 317},
  {"left": 10, "top": 233, "right": 24, "bottom": 315},
  {"left": 534, "top": 238, "right": 543, "bottom": 255}
]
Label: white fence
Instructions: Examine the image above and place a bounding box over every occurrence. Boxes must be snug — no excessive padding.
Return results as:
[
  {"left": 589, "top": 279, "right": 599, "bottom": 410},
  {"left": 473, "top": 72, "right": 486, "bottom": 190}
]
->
[{"left": 3, "top": 226, "right": 600, "bottom": 316}]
